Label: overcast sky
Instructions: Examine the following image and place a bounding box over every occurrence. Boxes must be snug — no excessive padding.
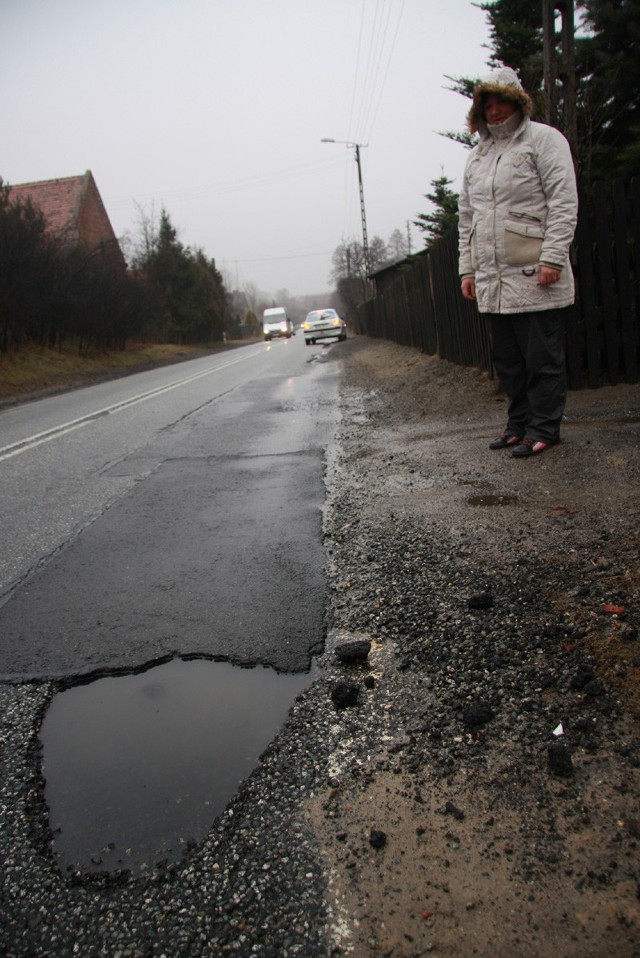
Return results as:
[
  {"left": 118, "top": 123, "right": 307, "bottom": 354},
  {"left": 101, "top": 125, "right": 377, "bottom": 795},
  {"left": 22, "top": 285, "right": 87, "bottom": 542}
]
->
[{"left": 3, "top": 0, "right": 492, "bottom": 298}]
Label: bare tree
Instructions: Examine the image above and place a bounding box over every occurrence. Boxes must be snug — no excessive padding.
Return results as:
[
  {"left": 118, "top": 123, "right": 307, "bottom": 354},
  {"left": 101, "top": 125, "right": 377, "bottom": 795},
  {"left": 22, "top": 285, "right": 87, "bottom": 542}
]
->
[
  {"left": 130, "top": 201, "right": 159, "bottom": 269},
  {"left": 242, "top": 281, "right": 262, "bottom": 315},
  {"left": 387, "top": 228, "right": 409, "bottom": 263}
]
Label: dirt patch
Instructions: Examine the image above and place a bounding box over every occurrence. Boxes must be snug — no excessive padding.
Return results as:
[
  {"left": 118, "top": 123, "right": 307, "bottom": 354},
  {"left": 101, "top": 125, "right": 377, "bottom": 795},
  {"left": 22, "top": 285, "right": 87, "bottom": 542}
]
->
[{"left": 310, "top": 772, "right": 639, "bottom": 957}]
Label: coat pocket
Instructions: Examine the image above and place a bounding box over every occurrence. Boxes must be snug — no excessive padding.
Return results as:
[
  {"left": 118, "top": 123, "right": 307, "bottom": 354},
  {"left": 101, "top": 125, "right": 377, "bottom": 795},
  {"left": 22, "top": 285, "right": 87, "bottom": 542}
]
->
[{"left": 504, "top": 220, "right": 544, "bottom": 266}]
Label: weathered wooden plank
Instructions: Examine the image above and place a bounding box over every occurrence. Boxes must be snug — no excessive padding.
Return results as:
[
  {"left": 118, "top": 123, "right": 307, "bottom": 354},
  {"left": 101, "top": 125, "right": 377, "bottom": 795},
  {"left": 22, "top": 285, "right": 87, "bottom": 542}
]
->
[
  {"left": 613, "top": 179, "right": 638, "bottom": 382},
  {"left": 573, "top": 188, "right": 600, "bottom": 387},
  {"left": 593, "top": 182, "right": 619, "bottom": 384},
  {"left": 628, "top": 176, "right": 640, "bottom": 382}
]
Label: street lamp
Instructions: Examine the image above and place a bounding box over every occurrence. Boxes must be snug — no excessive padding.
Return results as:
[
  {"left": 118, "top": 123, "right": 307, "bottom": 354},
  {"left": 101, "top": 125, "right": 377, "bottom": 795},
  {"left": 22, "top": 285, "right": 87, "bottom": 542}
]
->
[{"left": 321, "top": 138, "right": 370, "bottom": 276}]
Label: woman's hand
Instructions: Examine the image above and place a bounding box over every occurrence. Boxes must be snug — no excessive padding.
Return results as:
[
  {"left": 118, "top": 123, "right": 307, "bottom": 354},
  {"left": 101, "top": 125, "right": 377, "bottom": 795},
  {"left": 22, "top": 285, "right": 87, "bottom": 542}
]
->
[
  {"left": 539, "top": 265, "right": 561, "bottom": 286},
  {"left": 461, "top": 276, "right": 477, "bottom": 300}
]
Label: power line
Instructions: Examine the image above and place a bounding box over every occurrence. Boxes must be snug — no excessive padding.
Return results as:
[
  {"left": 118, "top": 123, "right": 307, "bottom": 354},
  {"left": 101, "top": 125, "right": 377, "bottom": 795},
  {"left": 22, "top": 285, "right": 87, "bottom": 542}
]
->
[
  {"left": 361, "top": 0, "right": 405, "bottom": 143},
  {"left": 351, "top": 0, "right": 404, "bottom": 144},
  {"left": 348, "top": 0, "right": 368, "bottom": 140},
  {"left": 354, "top": 0, "right": 395, "bottom": 140},
  {"left": 336, "top": 0, "right": 406, "bottom": 242}
]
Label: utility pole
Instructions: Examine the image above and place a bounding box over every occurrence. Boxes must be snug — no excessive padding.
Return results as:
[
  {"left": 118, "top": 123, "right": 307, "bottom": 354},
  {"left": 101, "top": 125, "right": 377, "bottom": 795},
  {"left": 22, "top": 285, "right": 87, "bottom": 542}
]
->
[
  {"left": 321, "top": 138, "right": 371, "bottom": 278},
  {"left": 353, "top": 144, "right": 370, "bottom": 276}
]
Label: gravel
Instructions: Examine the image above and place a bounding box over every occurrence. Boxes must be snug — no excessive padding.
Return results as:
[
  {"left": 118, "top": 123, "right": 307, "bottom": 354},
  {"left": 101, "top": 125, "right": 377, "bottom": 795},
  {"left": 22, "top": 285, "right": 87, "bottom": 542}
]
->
[{"left": 1, "top": 334, "right": 639, "bottom": 957}]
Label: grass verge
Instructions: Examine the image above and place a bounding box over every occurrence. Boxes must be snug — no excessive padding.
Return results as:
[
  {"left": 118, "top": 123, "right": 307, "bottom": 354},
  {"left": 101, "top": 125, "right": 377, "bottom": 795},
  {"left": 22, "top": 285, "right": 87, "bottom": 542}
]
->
[{"left": 0, "top": 341, "right": 257, "bottom": 404}]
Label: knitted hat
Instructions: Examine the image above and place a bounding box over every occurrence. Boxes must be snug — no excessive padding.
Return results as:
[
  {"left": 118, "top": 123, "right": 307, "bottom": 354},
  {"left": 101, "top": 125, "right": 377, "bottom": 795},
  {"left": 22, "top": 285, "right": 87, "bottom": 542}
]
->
[{"left": 467, "top": 66, "right": 533, "bottom": 135}]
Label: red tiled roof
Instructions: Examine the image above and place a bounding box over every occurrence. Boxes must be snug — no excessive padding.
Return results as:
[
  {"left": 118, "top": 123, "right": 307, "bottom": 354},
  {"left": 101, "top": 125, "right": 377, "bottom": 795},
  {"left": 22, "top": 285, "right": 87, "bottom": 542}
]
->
[
  {"left": 8, "top": 172, "right": 88, "bottom": 242},
  {"left": 8, "top": 170, "right": 126, "bottom": 268}
]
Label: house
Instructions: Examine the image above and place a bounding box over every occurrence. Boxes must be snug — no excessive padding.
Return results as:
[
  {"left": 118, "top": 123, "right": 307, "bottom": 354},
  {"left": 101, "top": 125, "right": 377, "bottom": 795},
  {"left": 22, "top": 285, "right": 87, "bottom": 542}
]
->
[{"left": 7, "top": 170, "right": 126, "bottom": 269}]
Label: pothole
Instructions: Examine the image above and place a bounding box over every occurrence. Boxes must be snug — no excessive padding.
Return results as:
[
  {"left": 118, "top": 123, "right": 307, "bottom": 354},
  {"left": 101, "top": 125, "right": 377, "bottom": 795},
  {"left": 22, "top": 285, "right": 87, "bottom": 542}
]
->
[
  {"left": 39, "top": 657, "right": 313, "bottom": 876},
  {"left": 467, "top": 494, "right": 518, "bottom": 507}
]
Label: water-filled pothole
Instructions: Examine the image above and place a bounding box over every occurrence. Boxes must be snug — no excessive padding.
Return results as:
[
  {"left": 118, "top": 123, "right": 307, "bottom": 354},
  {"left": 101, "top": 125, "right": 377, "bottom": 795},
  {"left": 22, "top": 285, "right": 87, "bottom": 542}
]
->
[
  {"left": 39, "top": 658, "right": 313, "bottom": 876},
  {"left": 467, "top": 494, "right": 518, "bottom": 507}
]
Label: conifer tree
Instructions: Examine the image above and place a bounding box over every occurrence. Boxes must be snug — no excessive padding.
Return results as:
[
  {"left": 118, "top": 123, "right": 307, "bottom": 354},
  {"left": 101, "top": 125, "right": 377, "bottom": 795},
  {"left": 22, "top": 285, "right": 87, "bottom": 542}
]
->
[
  {"left": 414, "top": 174, "right": 460, "bottom": 248},
  {"left": 576, "top": 0, "right": 640, "bottom": 181}
]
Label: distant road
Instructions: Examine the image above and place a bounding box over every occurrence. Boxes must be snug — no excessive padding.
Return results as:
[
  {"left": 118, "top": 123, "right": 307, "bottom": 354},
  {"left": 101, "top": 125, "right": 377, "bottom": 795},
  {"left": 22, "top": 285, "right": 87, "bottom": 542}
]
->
[{"left": 0, "top": 338, "right": 339, "bottom": 680}]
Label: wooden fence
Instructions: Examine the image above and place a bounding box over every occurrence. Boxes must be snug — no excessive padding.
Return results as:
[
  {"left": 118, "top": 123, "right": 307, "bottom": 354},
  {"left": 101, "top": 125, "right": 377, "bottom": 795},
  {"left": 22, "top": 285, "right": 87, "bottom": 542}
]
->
[{"left": 355, "top": 176, "right": 640, "bottom": 389}]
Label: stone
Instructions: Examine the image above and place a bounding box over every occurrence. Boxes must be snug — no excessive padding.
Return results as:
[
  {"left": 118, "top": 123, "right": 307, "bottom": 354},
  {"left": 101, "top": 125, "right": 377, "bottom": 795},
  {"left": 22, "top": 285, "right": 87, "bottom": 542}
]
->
[
  {"left": 462, "top": 703, "right": 494, "bottom": 728},
  {"left": 547, "top": 742, "right": 574, "bottom": 778},
  {"left": 335, "top": 640, "right": 371, "bottom": 663},
  {"left": 331, "top": 682, "right": 360, "bottom": 709},
  {"left": 369, "top": 829, "right": 387, "bottom": 849},
  {"left": 467, "top": 592, "right": 494, "bottom": 609},
  {"left": 443, "top": 801, "right": 465, "bottom": 821}
]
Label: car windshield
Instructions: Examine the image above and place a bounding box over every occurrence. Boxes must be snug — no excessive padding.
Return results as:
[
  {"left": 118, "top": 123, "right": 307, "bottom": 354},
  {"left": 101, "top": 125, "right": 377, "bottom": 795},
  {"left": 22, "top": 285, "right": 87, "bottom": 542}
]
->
[{"left": 307, "top": 310, "right": 336, "bottom": 321}]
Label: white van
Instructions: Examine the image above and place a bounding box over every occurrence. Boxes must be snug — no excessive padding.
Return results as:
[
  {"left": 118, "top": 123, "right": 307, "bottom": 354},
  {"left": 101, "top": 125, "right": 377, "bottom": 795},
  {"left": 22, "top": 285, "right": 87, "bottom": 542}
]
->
[{"left": 263, "top": 307, "right": 294, "bottom": 341}]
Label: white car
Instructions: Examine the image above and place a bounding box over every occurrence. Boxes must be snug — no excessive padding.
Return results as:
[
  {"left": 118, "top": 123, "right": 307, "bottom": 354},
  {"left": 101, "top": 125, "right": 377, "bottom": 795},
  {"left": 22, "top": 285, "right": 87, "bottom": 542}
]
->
[{"left": 303, "top": 308, "right": 347, "bottom": 345}]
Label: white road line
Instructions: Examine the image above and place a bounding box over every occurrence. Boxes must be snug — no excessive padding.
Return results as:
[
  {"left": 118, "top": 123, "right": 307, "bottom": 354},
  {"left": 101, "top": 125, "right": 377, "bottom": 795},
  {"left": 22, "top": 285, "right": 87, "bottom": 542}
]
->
[{"left": 0, "top": 351, "right": 257, "bottom": 463}]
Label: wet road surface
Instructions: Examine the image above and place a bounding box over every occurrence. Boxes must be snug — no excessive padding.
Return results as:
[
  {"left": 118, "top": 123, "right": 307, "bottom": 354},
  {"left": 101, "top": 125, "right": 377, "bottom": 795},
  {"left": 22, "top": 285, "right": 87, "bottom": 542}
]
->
[{"left": 0, "top": 338, "right": 339, "bottom": 679}]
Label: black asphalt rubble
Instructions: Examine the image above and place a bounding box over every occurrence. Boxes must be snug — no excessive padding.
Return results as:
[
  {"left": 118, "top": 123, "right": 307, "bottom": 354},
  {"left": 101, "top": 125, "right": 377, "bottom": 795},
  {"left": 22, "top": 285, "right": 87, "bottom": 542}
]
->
[{"left": 1, "top": 335, "right": 639, "bottom": 957}]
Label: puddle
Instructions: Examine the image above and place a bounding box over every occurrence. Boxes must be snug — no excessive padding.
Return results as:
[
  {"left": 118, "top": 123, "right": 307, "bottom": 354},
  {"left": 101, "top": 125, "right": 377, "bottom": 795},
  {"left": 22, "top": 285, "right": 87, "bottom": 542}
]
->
[
  {"left": 467, "top": 494, "right": 518, "bottom": 507},
  {"left": 39, "top": 658, "right": 313, "bottom": 875}
]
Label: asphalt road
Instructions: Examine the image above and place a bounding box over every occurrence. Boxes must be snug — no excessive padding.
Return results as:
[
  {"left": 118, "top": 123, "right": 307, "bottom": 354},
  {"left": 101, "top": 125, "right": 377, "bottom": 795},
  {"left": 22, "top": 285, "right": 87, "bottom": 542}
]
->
[{"left": 0, "top": 337, "right": 340, "bottom": 681}]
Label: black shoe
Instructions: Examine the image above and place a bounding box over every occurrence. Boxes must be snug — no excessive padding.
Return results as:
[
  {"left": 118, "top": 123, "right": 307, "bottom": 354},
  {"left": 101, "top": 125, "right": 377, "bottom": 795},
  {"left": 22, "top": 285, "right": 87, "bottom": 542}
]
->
[
  {"left": 511, "top": 438, "right": 556, "bottom": 458},
  {"left": 489, "top": 433, "right": 523, "bottom": 450}
]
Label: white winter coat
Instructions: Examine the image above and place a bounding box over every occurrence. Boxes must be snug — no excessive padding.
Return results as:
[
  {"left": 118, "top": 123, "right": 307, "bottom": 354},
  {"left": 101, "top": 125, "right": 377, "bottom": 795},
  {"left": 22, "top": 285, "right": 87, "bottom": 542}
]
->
[{"left": 458, "top": 74, "right": 578, "bottom": 315}]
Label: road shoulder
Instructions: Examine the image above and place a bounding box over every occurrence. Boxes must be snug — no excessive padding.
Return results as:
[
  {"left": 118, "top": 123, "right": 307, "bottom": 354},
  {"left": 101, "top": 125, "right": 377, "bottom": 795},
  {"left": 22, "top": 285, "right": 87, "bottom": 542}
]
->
[{"left": 311, "top": 335, "right": 640, "bottom": 956}]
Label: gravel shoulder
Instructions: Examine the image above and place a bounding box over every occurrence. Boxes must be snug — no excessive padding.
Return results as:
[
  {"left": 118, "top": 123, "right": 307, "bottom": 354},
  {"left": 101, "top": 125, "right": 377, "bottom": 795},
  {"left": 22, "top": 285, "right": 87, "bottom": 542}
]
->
[
  {"left": 1, "top": 334, "right": 639, "bottom": 957},
  {"left": 314, "top": 334, "right": 640, "bottom": 957}
]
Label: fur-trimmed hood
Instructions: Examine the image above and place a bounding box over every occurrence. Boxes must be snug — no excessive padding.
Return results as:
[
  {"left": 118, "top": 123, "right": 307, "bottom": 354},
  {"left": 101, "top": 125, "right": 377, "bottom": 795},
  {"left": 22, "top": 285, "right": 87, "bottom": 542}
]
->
[{"left": 467, "top": 66, "right": 533, "bottom": 136}]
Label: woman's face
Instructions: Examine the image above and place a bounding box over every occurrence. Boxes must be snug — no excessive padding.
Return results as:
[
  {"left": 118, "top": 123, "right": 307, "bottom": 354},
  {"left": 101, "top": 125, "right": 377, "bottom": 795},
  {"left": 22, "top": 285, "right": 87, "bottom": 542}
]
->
[{"left": 483, "top": 93, "right": 518, "bottom": 126}]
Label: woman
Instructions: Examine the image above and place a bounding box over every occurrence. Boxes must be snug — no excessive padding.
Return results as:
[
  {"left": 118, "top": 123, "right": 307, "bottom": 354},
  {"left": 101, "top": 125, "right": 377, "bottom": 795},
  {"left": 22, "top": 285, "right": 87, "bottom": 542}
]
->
[{"left": 458, "top": 66, "right": 578, "bottom": 458}]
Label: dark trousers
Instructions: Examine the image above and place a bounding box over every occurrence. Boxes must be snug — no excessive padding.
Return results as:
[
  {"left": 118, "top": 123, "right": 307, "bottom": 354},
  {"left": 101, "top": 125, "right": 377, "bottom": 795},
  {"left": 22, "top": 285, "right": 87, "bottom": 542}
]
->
[{"left": 489, "top": 308, "right": 569, "bottom": 443}]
